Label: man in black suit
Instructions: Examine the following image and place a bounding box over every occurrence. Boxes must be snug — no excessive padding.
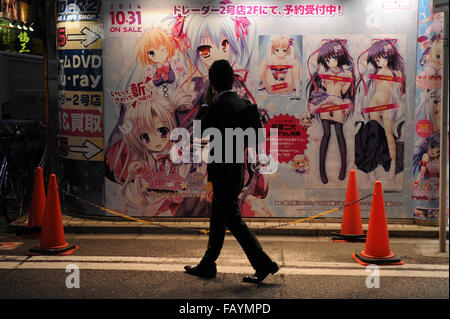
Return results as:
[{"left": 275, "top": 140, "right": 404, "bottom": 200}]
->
[{"left": 184, "top": 60, "right": 279, "bottom": 283}]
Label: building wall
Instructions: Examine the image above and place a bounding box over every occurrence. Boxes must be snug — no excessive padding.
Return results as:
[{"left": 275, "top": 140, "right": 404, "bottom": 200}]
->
[{"left": 53, "top": 0, "right": 446, "bottom": 220}]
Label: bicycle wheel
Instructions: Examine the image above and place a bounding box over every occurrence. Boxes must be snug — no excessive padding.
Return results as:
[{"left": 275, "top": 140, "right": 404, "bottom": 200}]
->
[{"left": 2, "top": 171, "right": 24, "bottom": 224}]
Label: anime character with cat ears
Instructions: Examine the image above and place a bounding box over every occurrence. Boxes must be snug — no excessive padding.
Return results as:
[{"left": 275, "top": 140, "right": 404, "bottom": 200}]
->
[{"left": 105, "top": 91, "right": 209, "bottom": 216}]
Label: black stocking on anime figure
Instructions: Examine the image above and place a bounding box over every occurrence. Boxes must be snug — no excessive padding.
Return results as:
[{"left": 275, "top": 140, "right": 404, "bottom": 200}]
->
[
  {"left": 319, "top": 119, "right": 331, "bottom": 184},
  {"left": 306, "top": 39, "right": 356, "bottom": 185},
  {"left": 335, "top": 121, "right": 347, "bottom": 181},
  {"left": 319, "top": 119, "right": 347, "bottom": 184}
]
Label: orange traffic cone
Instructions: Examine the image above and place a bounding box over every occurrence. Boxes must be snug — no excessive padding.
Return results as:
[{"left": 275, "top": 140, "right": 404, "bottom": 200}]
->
[
  {"left": 352, "top": 181, "right": 403, "bottom": 266},
  {"left": 28, "top": 174, "right": 78, "bottom": 256},
  {"left": 333, "top": 170, "right": 365, "bottom": 242},
  {"left": 16, "top": 167, "right": 46, "bottom": 238}
]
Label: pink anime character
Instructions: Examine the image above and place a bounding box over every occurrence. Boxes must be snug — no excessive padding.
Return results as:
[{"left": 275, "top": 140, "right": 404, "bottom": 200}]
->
[
  {"left": 105, "top": 91, "right": 208, "bottom": 216},
  {"left": 259, "top": 35, "right": 301, "bottom": 95}
]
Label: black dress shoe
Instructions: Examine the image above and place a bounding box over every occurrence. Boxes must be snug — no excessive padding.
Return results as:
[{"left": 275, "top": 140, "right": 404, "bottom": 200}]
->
[
  {"left": 184, "top": 264, "right": 217, "bottom": 279},
  {"left": 243, "top": 262, "right": 279, "bottom": 283}
]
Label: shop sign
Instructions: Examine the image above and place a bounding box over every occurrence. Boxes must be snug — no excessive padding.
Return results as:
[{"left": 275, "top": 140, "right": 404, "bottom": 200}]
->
[
  {"left": 0, "top": 0, "right": 17, "bottom": 20},
  {"left": 18, "top": 30, "right": 30, "bottom": 53},
  {"left": 56, "top": 0, "right": 101, "bottom": 22},
  {"left": 57, "top": 1, "right": 104, "bottom": 162}
]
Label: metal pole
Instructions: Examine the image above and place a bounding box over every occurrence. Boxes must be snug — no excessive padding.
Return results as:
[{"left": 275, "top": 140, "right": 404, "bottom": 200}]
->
[
  {"left": 41, "top": 0, "right": 51, "bottom": 174},
  {"left": 439, "top": 9, "right": 448, "bottom": 253},
  {"left": 41, "top": 0, "right": 58, "bottom": 177}
]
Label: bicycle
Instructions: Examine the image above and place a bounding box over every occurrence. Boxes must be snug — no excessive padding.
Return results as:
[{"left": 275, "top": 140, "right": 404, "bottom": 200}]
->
[
  {"left": 1, "top": 120, "right": 46, "bottom": 224},
  {"left": 1, "top": 137, "right": 24, "bottom": 224}
]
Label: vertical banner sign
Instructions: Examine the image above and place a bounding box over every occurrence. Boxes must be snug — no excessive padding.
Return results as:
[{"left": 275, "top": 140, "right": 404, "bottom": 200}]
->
[
  {"left": 100, "top": 0, "right": 418, "bottom": 218},
  {"left": 413, "top": 0, "right": 444, "bottom": 219},
  {"left": 56, "top": 0, "right": 105, "bottom": 216},
  {"left": 56, "top": 0, "right": 103, "bottom": 162}
]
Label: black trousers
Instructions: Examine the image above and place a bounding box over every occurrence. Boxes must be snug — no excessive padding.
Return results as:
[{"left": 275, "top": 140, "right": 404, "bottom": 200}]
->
[{"left": 201, "top": 165, "right": 273, "bottom": 271}]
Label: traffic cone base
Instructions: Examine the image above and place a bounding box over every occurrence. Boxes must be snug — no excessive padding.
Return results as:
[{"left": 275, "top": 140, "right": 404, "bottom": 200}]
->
[
  {"left": 28, "top": 243, "right": 78, "bottom": 256},
  {"left": 332, "top": 233, "right": 366, "bottom": 243},
  {"left": 360, "top": 250, "right": 394, "bottom": 259},
  {"left": 352, "top": 253, "right": 404, "bottom": 266}
]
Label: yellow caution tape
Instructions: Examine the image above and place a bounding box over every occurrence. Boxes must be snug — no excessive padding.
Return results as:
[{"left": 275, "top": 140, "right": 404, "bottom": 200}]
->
[{"left": 61, "top": 189, "right": 372, "bottom": 235}]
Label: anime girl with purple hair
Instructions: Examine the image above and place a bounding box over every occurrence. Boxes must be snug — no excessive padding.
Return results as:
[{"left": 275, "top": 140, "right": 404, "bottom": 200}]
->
[
  {"left": 355, "top": 39, "right": 406, "bottom": 180},
  {"left": 413, "top": 133, "right": 440, "bottom": 183},
  {"left": 306, "top": 39, "right": 356, "bottom": 184}
]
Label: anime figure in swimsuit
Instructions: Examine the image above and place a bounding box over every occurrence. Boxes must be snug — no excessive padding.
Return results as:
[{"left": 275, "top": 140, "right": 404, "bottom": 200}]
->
[
  {"left": 259, "top": 35, "right": 301, "bottom": 95},
  {"left": 306, "top": 39, "right": 356, "bottom": 184},
  {"left": 356, "top": 39, "right": 406, "bottom": 180}
]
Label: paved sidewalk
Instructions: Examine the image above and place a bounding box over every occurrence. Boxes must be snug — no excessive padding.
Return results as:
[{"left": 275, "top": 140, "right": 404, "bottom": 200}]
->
[{"left": 8, "top": 212, "right": 448, "bottom": 238}]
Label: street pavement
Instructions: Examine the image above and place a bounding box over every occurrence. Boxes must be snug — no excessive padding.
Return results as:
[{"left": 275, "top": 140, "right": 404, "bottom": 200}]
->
[
  {"left": 1, "top": 210, "right": 448, "bottom": 319},
  {"left": 0, "top": 231, "right": 448, "bottom": 300}
]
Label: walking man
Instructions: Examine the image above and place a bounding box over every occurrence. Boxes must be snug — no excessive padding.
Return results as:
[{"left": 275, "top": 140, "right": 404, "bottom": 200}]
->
[{"left": 184, "top": 60, "right": 279, "bottom": 283}]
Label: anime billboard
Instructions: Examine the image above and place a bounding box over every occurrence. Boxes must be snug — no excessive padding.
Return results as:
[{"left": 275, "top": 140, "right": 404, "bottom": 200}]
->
[
  {"left": 102, "top": 0, "right": 418, "bottom": 218},
  {"left": 413, "top": 0, "right": 444, "bottom": 220},
  {"left": 301, "top": 35, "right": 407, "bottom": 191}
]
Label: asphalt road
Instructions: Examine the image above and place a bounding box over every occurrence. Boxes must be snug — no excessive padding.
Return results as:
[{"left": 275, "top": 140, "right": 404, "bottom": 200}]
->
[{"left": 1, "top": 232, "right": 448, "bottom": 302}]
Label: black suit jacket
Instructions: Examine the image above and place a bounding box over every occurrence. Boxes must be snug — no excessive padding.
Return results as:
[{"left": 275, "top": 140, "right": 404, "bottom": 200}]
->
[{"left": 195, "top": 91, "right": 264, "bottom": 181}]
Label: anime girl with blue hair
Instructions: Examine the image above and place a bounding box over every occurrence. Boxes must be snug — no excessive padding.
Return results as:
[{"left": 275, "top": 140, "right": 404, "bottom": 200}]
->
[{"left": 413, "top": 133, "right": 440, "bottom": 183}]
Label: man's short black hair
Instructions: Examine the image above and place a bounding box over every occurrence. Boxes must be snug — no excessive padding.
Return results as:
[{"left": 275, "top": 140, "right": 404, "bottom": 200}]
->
[{"left": 209, "top": 59, "right": 234, "bottom": 92}]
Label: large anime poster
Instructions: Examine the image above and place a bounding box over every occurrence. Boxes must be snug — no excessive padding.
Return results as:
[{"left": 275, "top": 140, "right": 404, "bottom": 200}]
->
[
  {"left": 103, "top": 0, "right": 418, "bottom": 218},
  {"left": 303, "top": 35, "right": 406, "bottom": 190},
  {"left": 103, "top": 1, "right": 271, "bottom": 217},
  {"left": 413, "top": 0, "right": 444, "bottom": 219}
]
